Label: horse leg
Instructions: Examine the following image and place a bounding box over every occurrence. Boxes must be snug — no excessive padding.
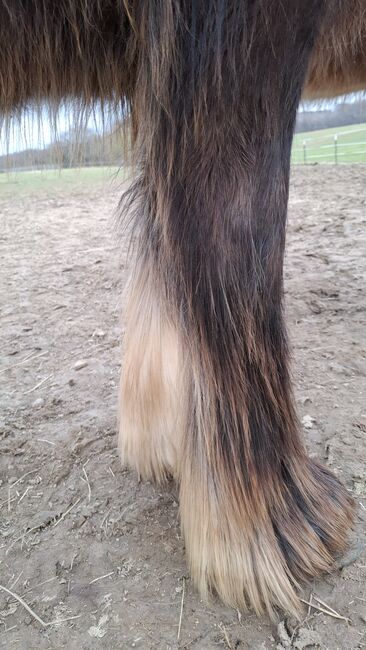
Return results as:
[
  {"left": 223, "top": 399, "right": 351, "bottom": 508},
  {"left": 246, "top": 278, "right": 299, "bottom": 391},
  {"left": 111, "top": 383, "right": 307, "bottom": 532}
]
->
[{"left": 120, "top": 0, "right": 355, "bottom": 616}]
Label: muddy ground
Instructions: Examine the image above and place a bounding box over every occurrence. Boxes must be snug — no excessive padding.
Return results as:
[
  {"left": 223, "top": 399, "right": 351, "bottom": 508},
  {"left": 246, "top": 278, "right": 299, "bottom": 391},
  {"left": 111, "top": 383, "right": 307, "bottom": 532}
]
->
[{"left": 0, "top": 165, "right": 365, "bottom": 649}]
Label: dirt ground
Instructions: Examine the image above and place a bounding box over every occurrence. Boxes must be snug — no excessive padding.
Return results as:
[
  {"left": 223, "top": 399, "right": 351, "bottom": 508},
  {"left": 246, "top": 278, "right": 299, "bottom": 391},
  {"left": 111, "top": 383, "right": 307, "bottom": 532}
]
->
[{"left": 0, "top": 165, "right": 365, "bottom": 650}]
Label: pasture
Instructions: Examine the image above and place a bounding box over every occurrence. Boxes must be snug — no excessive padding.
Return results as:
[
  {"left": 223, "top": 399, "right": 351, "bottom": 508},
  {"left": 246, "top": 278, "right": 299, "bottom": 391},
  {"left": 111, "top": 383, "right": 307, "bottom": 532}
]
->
[
  {"left": 292, "top": 123, "right": 366, "bottom": 164},
  {"left": 0, "top": 166, "right": 122, "bottom": 196},
  {"left": 0, "top": 165, "right": 365, "bottom": 648}
]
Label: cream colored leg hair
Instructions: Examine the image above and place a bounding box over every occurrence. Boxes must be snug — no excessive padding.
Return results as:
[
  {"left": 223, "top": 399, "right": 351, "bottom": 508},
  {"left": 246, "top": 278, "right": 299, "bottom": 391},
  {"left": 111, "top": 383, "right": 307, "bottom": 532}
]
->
[
  {"left": 179, "top": 463, "right": 302, "bottom": 619},
  {"left": 118, "top": 257, "right": 185, "bottom": 482}
]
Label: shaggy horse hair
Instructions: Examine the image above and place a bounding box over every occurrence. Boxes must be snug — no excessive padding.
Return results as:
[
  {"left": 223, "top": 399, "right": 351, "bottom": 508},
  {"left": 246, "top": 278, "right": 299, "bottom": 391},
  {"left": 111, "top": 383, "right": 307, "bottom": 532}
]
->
[{"left": 1, "top": 0, "right": 365, "bottom": 618}]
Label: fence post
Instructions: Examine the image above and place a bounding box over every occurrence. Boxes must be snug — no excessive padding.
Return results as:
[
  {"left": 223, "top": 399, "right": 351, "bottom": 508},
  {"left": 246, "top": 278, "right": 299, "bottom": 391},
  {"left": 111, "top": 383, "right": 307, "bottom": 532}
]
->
[
  {"left": 334, "top": 134, "right": 338, "bottom": 164},
  {"left": 303, "top": 140, "right": 307, "bottom": 165}
]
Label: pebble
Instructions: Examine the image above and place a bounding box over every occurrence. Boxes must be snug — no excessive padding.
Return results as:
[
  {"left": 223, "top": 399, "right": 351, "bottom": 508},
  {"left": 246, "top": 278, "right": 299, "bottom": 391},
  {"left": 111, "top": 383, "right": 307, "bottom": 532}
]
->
[
  {"left": 302, "top": 414, "right": 315, "bottom": 429},
  {"left": 92, "top": 329, "right": 106, "bottom": 338},
  {"left": 29, "top": 510, "right": 58, "bottom": 528},
  {"left": 300, "top": 397, "right": 312, "bottom": 406},
  {"left": 293, "top": 628, "right": 321, "bottom": 649},
  {"left": 32, "top": 397, "right": 45, "bottom": 409},
  {"left": 276, "top": 621, "right": 291, "bottom": 648},
  {"left": 74, "top": 360, "right": 88, "bottom": 370}
]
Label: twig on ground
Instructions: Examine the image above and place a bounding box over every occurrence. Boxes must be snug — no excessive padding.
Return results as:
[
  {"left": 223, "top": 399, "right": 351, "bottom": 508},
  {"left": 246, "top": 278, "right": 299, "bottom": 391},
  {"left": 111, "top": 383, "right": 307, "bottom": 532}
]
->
[
  {"left": 53, "top": 498, "right": 81, "bottom": 528},
  {"left": 313, "top": 595, "right": 347, "bottom": 618},
  {"left": 300, "top": 597, "right": 351, "bottom": 623},
  {"left": 218, "top": 622, "right": 232, "bottom": 649},
  {"left": 100, "top": 507, "right": 113, "bottom": 536},
  {"left": 89, "top": 571, "right": 114, "bottom": 585},
  {"left": 0, "top": 583, "right": 81, "bottom": 628},
  {"left": 0, "top": 351, "right": 48, "bottom": 375},
  {"left": 82, "top": 462, "right": 91, "bottom": 502},
  {"left": 0, "top": 583, "right": 47, "bottom": 628},
  {"left": 0, "top": 625, "right": 17, "bottom": 634},
  {"left": 24, "top": 373, "right": 53, "bottom": 395},
  {"left": 9, "top": 571, "right": 24, "bottom": 591},
  {"left": 9, "top": 468, "right": 41, "bottom": 489},
  {"left": 18, "top": 486, "right": 32, "bottom": 504},
  {"left": 307, "top": 592, "right": 313, "bottom": 616},
  {"left": 0, "top": 495, "right": 17, "bottom": 510},
  {"left": 70, "top": 554, "right": 78, "bottom": 571},
  {"left": 177, "top": 577, "right": 186, "bottom": 641},
  {"left": 47, "top": 614, "right": 82, "bottom": 626}
]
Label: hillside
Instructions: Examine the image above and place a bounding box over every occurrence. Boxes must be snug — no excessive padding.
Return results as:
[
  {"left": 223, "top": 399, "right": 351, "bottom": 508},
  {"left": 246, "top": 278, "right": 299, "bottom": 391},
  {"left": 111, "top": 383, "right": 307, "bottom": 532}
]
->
[{"left": 292, "top": 122, "right": 366, "bottom": 164}]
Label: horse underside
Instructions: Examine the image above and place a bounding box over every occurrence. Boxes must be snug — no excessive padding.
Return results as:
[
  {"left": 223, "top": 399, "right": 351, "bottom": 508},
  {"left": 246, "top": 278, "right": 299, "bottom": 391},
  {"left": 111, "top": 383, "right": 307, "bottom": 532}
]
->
[
  {"left": 0, "top": 1, "right": 365, "bottom": 111},
  {"left": 1, "top": 0, "right": 365, "bottom": 619}
]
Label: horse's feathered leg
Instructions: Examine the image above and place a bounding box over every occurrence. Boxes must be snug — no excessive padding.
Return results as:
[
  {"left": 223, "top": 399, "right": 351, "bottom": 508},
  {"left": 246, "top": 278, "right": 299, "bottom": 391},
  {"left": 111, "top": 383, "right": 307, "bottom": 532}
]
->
[{"left": 119, "top": 0, "right": 355, "bottom": 616}]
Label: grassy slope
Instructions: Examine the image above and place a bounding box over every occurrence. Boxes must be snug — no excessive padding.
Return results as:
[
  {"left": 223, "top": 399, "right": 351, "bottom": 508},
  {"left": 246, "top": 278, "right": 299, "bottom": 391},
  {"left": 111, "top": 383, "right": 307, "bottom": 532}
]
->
[
  {"left": 0, "top": 166, "right": 124, "bottom": 196},
  {"left": 292, "top": 123, "right": 366, "bottom": 163}
]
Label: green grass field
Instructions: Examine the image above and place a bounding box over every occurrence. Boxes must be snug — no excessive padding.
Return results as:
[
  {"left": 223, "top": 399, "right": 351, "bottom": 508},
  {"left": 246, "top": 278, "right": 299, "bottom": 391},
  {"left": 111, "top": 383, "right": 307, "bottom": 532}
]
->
[
  {"left": 0, "top": 165, "right": 124, "bottom": 196},
  {"left": 292, "top": 122, "right": 366, "bottom": 164}
]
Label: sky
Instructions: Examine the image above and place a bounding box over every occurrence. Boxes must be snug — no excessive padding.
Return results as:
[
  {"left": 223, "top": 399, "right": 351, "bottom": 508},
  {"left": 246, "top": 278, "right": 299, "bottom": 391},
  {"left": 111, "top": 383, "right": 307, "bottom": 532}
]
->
[{"left": 0, "top": 103, "right": 117, "bottom": 156}]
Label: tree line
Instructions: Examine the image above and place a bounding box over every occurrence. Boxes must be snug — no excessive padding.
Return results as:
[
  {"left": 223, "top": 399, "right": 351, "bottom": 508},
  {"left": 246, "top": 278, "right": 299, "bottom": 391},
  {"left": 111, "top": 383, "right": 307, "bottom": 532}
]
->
[{"left": 296, "top": 98, "right": 366, "bottom": 133}]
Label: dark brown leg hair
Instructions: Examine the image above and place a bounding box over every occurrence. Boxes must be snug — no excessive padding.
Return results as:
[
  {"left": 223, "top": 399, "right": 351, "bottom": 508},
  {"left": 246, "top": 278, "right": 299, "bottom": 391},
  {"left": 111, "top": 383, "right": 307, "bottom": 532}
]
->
[{"left": 120, "top": 0, "right": 355, "bottom": 618}]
